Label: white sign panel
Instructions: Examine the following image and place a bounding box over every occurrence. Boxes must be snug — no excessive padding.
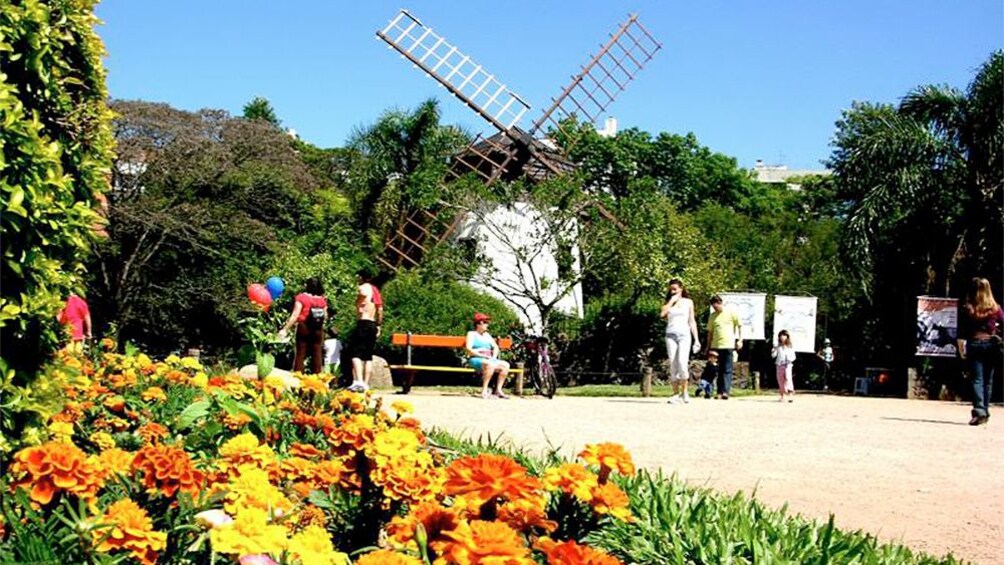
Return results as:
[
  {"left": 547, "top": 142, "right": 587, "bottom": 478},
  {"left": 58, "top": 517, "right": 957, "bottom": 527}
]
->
[
  {"left": 916, "top": 296, "right": 958, "bottom": 357},
  {"left": 717, "top": 292, "right": 767, "bottom": 341},
  {"left": 772, "top": 295, "right": 818, "bottom": 353}
]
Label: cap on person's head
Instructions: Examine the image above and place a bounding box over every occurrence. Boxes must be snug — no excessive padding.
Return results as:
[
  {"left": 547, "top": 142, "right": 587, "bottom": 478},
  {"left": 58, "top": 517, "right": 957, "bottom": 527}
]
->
[
  {"left": 473, "top": 313, "right": 491, "bottom": 324},
  {"left": 824, "top": 338, "right": 831, "bottom": 344}
]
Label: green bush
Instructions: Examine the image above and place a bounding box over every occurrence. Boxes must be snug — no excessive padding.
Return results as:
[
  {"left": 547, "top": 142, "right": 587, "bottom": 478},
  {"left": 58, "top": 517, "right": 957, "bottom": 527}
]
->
[
  {"left": 0, "top": 0, "right": 114, "bottom": 440},
  {"left": 374, "top": 271, "right": 520, "bottom": 367}
]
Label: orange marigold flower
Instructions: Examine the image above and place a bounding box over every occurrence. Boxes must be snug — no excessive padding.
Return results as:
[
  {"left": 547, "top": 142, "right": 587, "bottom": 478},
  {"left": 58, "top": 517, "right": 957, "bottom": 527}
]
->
[
  {"left": 444, "top": 454, "right": 542, "bottom": 511},
  {"left": 543, "top": 463, "right": 599, "bottom": 502},
  {"left": 137, "top": 422, "right": 170, "bottom": 444},
  {"left": 386, "top": 501, "right": 463, "bottom": 547},
  {"left": 141, "top": 386, "right": 167, "bottom": 402},
  {"left": 355, "top": 550, "right": 423, "bottom": 565},
  {"left": 328, "top": 413, "right": 377, "bottom": 453},
  {"left": 437, "top": 520, "right": 533, "bottom": 565},
  {"left": 289, "top": 442, "right": 324, "bottom": 459},
  {"left": 313, "top": 459, "right": 344, "bottom": 488},
  {"left": 534, "top": 537, "right": 624, "bottom": 565},
  {"left": 589, "top": 482, "right": 633, "bottom": 522},
  {"left": 221, "top": 411, "right": 252, "bottom": 430},
  {"left": 103, "top": 395, "right": 127, "bottom": 413},
  {"left": 133, "top": 444, "right": 204, "bottom": 499},
  {"left": 164, "top": 369, "right": 189, "bottom": 385},
  {"left": 101, "top": 337, "right": 117, "bottom": 351},
  {"left": 578, "top": 443, "right": 635, "bottom": 482},
  {"left": 496, "top": 494, "right": 557, "bottom": 534},
  {"left": 299, "top": 375, "right": 329, "bottom": 394},
  {"left": 10, "top": 442, "right": 103, "bottom": 505},
  {"left": 93, "top": 498, "right": 167, "bottom": 565},
  {"left": 293, "top": 504, "right": 327, "bottom": 530}
]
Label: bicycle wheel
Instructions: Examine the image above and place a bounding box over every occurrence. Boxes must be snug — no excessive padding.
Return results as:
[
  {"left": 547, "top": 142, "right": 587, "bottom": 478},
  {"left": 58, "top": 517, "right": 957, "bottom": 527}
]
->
[
  {"left": 539, "top": 363, "right": 557, "bottom": 398},
  {"left": 525, "top": 362, "right": 541, "bottom": 396}
]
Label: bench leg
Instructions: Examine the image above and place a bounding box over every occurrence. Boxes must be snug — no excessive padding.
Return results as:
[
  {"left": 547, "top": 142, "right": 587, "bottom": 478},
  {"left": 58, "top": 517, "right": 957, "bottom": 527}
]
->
[{"left": 401, "top": 369, "right": 417, "bottom": 394}]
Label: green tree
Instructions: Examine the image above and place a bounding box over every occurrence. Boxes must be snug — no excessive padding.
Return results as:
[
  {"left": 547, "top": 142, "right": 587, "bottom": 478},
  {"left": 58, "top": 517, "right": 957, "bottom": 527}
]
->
[
  {"left": 242, "top": 95, "right": 280, "bottom": 125},
  {"left": 90, "top": 101, "right": 330, "bottom": 355},
  {"left": 0, "top": 1, "right": 114, "bottom": 376},
  {"left": 830, "top": 51, "right": 1003, "bottom": 296}
]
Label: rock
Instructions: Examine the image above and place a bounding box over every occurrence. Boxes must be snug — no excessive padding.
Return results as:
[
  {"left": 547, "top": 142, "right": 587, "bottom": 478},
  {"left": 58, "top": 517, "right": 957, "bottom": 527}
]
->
[
  {"left": 370, "top": 356, "right": 393, "bottom": 389},
  {"left": 237, "top": 365, "right": 300, "bottom": 391}
]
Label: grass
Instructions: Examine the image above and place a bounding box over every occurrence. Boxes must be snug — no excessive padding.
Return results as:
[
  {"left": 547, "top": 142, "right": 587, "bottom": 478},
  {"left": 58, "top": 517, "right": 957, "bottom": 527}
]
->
[{"left": 386, "top": 383, "right": 767, "bottom": 399}]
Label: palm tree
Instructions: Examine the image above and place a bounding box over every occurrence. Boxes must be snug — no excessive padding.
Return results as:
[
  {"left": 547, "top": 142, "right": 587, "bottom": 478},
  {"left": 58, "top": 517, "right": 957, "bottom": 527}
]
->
[
  {"left": 345, "top": 99, "right": 468, "bottom": 252},
  {"left": 830, "top": 50, "right": 1002, "bottom": 296}
]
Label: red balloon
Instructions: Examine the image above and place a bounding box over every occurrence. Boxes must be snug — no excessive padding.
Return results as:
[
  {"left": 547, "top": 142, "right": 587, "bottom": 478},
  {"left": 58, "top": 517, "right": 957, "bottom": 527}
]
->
[{"left": 247, "top": 283, "right": 272, "bottom": 311}]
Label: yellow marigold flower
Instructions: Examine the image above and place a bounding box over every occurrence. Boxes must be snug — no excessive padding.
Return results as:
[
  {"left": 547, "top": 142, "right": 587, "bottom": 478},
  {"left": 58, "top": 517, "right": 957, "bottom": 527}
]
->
[
  {"left": 578, "top": 443, "right": 635, "bottom": 482},
  {"left": 534, "top": 537, "right": 624, "bottom": 565},
  {"left": 191, "top": 372, "right": 208, "bottom": 389},
  {"left": 10, "top": 442, "right": 103, "bottom": 504},
  {"left": 222, "top": 411, "right": 253, "bottom": 430},
  {"left": 90, "top": 431, "right": 116, "bottom": 451},
  {"left": 218, "top": 432, "right": 277, "bottom": 475},
  {"left": 300, "top": 375, "right": 329, "bottom": 395},
  {"left": 444, "top": 454, "right": 542, "bottom": 512},
  {"left": 210, "top": 506, "right": 288, "bottom": 556},
  {"left": 223, "top": 465, "right": 293, "bottom": 517},
  {"left": 543, "top": 463, "right": 599, "bottom": 502},
  {"left": 181, "top": 356, "right": 202, "bottom": 371},
  {"left": 92, "top": 498, "right": 167, "bottom": 565},
  {"left": 437, "top": 520, "right": 534, "bottom": 564},
  {"left": 589, "top": 482, "right": 633, "bottom": 522},
  {"left": 355, "top": 550, "right": 423, "bottom": 565},
  {"left": 390, "top": 400, "right": 413, "bottom": 415},
  {"left": 48, "top": 420, "right": 74, "bottom": 443},
  {"left": 95, "top": 448, "right": 134, "bottom": 479},
  {"left": 141, "top": 386, "right": 167, "bottom": 402},
  {"left": 288, "top": 525, "right": 350, "bottom": 565}
]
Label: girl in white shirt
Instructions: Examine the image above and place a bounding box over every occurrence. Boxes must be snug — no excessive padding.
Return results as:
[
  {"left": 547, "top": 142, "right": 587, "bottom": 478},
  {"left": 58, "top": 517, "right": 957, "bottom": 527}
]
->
[
  {"left": 660, "top": 279, "right": 701, "bottom": 404},
  {"left": 772, "top": 329, "right": 797, "bottom": 402}
]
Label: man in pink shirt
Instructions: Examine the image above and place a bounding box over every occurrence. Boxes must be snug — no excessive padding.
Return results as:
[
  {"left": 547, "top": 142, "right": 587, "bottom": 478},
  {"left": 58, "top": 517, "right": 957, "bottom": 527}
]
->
[{"left": 58, "top": 294, "right": 92, "bottom": 352}]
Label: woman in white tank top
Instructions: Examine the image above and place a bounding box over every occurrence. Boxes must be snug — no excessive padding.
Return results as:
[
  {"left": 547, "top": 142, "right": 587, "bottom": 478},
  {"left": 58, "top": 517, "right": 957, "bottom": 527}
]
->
[{"left": 660, "top": 278, "right": 701, "bottom": 404}]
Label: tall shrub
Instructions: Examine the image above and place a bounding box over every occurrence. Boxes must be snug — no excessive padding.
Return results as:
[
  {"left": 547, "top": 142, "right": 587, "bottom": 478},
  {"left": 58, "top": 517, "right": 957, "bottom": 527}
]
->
[{"left": 0, "top": 1, "right": 113, "bottom": 375}]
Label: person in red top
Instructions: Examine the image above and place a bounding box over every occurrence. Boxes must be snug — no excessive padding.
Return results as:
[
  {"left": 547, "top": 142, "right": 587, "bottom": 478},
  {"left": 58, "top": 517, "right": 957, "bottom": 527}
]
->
[
  {"left": 58, "top": 294, "right": 92, "bottom": 353},
  {"left": 280, "top": 277, "right": 327, "bottom": 374},
  {"left": 957, "top": 277, "right": 1004, "bottom": 426}
]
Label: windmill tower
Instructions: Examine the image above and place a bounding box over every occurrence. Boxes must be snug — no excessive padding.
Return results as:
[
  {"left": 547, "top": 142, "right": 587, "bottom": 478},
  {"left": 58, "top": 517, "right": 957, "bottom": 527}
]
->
[{"left": 375, "top": 9, "right": 661, "bottom": 272}]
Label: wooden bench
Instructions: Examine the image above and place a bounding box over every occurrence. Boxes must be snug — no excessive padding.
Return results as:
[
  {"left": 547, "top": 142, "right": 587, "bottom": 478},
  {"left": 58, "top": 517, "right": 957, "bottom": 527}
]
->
[{"left": 389, "top": 332, "right": 523, "bottom": 394}]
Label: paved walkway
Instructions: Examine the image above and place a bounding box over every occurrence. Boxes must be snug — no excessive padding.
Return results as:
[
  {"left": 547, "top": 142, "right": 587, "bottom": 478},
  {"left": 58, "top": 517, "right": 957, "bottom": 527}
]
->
[{"left": 377, "top": 392, "right": 1003, "bottom": 564}]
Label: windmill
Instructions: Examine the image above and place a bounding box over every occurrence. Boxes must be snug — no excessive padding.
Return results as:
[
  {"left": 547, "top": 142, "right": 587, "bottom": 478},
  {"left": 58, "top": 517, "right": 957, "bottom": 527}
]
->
[{"left": 375, "top": 9, "right": 661, "bottom": 272}]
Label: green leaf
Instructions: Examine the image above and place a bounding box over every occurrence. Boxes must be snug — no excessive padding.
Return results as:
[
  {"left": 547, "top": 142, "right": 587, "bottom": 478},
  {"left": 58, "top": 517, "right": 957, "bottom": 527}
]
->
[{"left": 176, "top": 400, "right": 211, "bottom": 430}]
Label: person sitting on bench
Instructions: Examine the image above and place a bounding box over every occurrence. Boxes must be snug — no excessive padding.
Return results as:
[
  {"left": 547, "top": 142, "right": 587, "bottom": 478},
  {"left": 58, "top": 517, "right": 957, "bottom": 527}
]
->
[{"left": 466, "top": 313, "right": 510, "bottom": 399}]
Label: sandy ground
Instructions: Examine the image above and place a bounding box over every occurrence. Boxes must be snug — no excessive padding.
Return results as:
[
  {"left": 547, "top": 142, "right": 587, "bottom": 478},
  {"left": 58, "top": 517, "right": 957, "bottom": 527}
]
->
[{"left": 376, "top": 391, "right": 1003, "bottom": 564}]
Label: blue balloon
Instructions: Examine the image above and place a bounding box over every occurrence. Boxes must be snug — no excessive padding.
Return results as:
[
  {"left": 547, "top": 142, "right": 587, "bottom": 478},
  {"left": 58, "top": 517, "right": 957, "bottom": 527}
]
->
[{"left": 265, "top": 276, "right": 285, "bottom": 300}]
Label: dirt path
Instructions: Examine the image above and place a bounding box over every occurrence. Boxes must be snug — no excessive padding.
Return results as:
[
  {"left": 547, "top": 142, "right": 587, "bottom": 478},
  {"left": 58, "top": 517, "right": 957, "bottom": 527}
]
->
[{"left": 377, "top": 392, "right": 1003, "bottom": 564}]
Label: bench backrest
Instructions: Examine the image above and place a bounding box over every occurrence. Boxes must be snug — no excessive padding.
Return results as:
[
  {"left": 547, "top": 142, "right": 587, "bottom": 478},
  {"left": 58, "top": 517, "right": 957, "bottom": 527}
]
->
[{"left": 391, "top": 333, "right": 514, "bottom": 349}]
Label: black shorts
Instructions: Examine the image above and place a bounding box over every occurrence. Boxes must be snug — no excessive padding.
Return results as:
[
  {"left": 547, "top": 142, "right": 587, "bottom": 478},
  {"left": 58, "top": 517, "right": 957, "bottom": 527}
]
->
[{"left": 352, "top": 320, "right": 378, "bottom": 361}]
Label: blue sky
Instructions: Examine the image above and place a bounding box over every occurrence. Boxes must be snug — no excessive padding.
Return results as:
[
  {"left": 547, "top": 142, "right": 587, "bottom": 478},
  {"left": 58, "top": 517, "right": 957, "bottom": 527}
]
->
[{"left": 96, "top": 1, "right": 1001, "bottom": 170}]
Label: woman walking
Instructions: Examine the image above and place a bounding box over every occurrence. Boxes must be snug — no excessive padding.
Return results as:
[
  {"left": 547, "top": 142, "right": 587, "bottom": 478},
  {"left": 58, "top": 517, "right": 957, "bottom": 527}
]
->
[
  {"left": 772, "top": 329, "right": 796, "bottom": 402},
  {"left": 957, "top": 277, "right": 1003, "bottom": 426},
  {"left": 660, "top": 279, "right": 701, "bottom": 404}
]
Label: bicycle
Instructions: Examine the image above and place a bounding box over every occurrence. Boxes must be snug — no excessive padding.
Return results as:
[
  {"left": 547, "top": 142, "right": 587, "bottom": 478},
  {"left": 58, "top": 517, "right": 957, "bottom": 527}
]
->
[{"left": 517, "top": 333, "right": 557, "bottom": 398}]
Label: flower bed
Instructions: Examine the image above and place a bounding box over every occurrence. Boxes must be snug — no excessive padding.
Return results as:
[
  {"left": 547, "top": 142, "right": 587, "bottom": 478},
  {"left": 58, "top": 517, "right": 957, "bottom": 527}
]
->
[{"left": 0, "top": 347, "right": 634, "bottom": 564}]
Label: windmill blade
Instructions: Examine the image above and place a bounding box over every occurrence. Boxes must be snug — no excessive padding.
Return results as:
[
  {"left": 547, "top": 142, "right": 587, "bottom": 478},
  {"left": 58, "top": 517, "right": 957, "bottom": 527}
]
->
[
  {"left": 530, "top": 14, "right": 661, "bottom": 146},
  {"left": 377, "top": 10, "right": 531, "bottom": 135}
]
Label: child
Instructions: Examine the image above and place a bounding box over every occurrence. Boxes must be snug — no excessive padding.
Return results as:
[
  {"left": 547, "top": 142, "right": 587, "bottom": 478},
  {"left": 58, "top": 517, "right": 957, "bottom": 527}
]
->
[
  {"left": 772, "top": 329, "right": 797, "bottom": 402},
  {"left": 323, "top": 326, "right": 342, "bottom": 376},
  {"left": 696, "top": 351, "right": 718, "bottom": 399}
]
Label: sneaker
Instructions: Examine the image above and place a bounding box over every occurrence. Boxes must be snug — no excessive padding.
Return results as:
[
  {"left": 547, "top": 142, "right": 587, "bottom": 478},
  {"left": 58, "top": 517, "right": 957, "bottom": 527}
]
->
[
  {"left": 347, "top": 383, "right": 363, "bottom": 393},
  {"left": 682, "top": 395, "right": 690, "bottom": 404},
  {"left": 481, "top": 391, "right": 495, "bottom": 399},
  {"left": 668, "top": 395, "right": 682, "bottom": 405},
  {"left": 722, "top": 394, "right": 729, "bottom": 400}
]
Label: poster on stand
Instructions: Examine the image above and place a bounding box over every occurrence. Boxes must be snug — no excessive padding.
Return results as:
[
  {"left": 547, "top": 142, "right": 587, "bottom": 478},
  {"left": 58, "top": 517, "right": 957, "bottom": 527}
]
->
[
  {"left": 716, "top": 292, "right": 767, "bottom": 341},
  {"left": 772, "top": 295, "right": 818, "bottom": 353},
  {"left": 916, "top": 297, "right": 958, "bottom": 357}
]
